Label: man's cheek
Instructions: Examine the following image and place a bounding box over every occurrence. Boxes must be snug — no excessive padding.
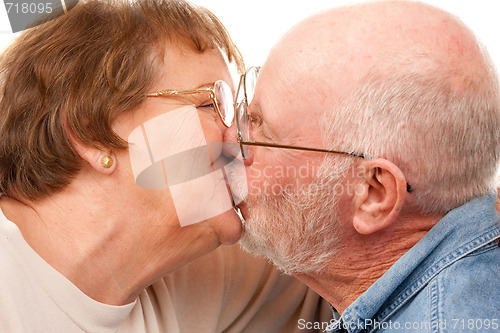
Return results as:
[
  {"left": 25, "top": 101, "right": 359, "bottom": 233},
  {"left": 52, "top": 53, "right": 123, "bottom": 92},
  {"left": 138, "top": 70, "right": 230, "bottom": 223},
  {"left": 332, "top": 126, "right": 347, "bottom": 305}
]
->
[
  {"left": 249, "top": 179, "right": 262, "bottom": 197},
  {"left": 247, "top": 167, "right": 265, "bottom": 197}
]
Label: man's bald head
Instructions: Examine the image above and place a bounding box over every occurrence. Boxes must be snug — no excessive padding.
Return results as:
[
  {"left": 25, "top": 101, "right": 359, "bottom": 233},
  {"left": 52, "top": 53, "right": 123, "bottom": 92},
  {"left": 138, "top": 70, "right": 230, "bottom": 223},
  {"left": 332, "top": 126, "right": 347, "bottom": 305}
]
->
[
  {"left": 259, "top": 0, "right": 500, "bottom": 213},
  {"left": 268, "top": 1, "right": 490, "bottom": 102}
]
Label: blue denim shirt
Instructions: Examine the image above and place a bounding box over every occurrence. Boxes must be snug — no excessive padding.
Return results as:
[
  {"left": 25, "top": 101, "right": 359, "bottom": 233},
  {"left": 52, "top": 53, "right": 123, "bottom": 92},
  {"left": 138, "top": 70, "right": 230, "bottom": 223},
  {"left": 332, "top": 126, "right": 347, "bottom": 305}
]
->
[{"left": 327, "top": 194, "right": 500, "bottom": 333}]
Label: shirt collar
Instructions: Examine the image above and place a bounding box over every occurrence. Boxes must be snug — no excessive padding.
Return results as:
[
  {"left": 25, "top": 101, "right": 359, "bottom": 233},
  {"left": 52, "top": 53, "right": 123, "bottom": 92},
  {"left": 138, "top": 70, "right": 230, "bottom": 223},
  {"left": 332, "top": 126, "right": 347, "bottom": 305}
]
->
[{"left": 340, "top": 193, "right": 500, "bottom": 332}]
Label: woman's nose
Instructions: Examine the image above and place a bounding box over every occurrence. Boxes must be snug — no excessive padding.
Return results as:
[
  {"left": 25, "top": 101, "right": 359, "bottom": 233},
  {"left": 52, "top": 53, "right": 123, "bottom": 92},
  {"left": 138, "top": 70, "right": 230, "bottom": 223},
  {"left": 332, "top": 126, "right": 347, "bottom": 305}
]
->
[{"left": 222, "top": 122, "right": 240, "bottom": 158}]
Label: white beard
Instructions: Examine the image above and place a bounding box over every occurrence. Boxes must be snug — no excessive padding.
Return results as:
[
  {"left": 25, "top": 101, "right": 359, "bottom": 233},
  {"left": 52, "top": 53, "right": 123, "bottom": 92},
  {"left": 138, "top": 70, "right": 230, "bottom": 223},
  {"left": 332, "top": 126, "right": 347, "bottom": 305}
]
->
[{"left": 238, "top": 157, "right": 353, "bottom": 275}]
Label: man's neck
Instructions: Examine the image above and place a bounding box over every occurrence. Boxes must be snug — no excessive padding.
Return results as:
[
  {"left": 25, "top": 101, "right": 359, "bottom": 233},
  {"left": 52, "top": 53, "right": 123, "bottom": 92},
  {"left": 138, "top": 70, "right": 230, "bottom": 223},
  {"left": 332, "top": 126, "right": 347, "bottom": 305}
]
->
[{"left": 295, "top": 214, "right": 441, "bottom": 314}]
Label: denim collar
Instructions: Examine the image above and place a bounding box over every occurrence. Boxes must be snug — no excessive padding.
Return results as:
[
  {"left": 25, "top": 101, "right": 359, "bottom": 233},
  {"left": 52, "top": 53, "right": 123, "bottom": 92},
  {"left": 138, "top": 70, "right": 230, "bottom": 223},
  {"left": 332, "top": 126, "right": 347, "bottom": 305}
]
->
[{"left": 336, "top": 193, "right": 500, "bottom": 333}]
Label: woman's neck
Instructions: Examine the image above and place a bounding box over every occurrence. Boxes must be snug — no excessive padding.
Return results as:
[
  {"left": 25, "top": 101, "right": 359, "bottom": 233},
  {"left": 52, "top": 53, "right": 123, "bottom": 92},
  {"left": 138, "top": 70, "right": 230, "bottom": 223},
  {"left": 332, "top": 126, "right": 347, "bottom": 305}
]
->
[{"left": 0, "top": 185, "right": 187, "bottom": 305}]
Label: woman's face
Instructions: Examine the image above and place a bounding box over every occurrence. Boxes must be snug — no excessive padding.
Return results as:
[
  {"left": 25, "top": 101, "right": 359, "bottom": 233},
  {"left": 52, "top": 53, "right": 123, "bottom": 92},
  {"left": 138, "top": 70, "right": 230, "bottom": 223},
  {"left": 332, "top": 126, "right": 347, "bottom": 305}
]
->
[{"left": 111, "top": 43, "right": 242, "bottom": 265}]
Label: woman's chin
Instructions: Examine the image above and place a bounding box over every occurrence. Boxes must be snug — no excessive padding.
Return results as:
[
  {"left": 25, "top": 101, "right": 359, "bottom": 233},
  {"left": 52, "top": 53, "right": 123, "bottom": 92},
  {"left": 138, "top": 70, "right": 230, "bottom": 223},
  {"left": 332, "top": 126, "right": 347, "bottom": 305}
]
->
[{"left": 207, "top": 208, "right": 243, "bottom": 245}]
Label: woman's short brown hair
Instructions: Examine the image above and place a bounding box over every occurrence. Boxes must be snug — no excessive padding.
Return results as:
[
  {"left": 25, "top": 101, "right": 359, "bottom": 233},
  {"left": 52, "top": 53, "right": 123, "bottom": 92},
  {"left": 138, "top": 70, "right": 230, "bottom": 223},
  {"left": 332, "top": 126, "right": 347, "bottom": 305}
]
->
[{"left": 0, "top": 0, "right": 244, "bottom": 200}]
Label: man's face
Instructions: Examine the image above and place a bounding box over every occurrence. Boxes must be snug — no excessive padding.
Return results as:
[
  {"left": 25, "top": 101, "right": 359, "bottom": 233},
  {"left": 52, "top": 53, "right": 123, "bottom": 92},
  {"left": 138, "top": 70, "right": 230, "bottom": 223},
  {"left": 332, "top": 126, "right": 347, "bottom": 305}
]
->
[{"left": 227, "top": 54, "right": 353, "bottom": 274}]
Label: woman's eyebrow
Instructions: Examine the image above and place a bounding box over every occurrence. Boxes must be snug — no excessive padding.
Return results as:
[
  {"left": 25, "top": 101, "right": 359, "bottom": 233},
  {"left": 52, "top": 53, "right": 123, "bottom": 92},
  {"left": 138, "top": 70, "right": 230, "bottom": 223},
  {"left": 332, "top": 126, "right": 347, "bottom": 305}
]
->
[{"left": 193, "top": 82, "right": 214, "bottom": 90}]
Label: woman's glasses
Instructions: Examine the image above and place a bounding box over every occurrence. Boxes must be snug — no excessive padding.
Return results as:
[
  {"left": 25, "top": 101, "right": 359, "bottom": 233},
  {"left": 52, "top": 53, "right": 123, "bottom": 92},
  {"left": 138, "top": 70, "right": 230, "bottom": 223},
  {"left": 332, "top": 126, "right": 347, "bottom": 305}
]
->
[{"left": 146, "top": 80, "right": 235, "bottom": 128}]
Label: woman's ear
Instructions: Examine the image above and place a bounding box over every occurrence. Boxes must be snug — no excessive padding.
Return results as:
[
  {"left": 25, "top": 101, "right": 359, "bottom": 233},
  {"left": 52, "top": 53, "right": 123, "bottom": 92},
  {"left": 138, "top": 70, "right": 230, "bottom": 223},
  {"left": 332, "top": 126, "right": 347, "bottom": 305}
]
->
[
  {"left": 351, "top": 159, "right": 407, "bottom": 234},
  {"left": 67, "top": 128, "right": 116, "bottom": 175}
]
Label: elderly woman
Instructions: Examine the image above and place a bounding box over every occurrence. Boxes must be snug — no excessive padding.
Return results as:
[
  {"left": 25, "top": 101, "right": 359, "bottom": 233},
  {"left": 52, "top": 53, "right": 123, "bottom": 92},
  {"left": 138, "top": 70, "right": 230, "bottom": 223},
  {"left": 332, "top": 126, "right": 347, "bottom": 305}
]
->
[{"left": 0, "top": 0, "right": 330, "bottom": 332}]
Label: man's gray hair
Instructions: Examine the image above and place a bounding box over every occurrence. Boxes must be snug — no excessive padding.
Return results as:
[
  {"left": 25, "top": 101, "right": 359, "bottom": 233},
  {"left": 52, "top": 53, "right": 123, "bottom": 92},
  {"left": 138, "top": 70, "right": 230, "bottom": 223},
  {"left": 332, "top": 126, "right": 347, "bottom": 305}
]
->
[{"left": 323, "top": 46, "right": 500, "bottom": 214}]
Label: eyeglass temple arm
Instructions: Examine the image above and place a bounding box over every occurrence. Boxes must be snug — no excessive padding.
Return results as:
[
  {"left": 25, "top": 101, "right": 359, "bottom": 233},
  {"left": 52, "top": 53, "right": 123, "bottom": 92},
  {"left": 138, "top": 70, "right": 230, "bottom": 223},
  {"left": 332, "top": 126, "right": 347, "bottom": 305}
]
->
[
  {"left": 239, "top": 139, "right": 412, "bottom": 193},
  {"left": 240, "top": 140, "right": 365, "bottom": 158},
  {"left": 233, "top": 75, "right": 246, "bottom": 108},
  {"left": 146, "top": 87, "right": 213, "bottom": 97}
]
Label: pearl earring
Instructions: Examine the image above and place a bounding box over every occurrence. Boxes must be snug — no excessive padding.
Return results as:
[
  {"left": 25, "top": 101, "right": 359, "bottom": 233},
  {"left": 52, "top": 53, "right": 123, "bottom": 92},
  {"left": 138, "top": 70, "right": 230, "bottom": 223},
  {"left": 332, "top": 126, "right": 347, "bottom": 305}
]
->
[{"left": 101, "top": 155, "right": 114, "bottom": 169}]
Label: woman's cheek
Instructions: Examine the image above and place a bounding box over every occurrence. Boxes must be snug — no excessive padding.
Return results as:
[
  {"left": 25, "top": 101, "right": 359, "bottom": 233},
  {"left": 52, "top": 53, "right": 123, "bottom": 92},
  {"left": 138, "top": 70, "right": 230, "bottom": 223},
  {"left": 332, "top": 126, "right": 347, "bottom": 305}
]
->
[{"left": 199, "top": 116, "right": 224, "bottom": 159}]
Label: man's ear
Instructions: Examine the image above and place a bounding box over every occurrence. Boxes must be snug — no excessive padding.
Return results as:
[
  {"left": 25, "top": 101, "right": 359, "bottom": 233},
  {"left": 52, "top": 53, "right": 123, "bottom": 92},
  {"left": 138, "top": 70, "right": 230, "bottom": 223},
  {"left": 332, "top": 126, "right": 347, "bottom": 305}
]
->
[
  {"left": 352, "top": 159, "right": 407, "bottom": 234},
  {"left": 67, "top": 128, "right": 116, "bottom": 175}
]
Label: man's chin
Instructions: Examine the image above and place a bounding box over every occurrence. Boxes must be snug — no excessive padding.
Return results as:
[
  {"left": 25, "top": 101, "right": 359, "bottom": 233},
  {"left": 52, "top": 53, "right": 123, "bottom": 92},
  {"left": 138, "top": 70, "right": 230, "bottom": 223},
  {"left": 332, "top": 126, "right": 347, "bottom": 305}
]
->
[
  {"left": 238, "top": 223, "right": 264, "bottom": 255},
  {"left": 239, "top": 226, "right": 292, "bottom": 275},
  {"left": 236, "top": 210, "right": 273, "bottom": 263}
]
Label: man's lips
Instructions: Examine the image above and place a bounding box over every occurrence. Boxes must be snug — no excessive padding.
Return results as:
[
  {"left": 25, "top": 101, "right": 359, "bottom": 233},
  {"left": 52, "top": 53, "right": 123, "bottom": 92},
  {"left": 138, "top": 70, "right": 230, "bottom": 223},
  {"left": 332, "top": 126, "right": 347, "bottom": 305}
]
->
[{"left": 236, "top": 201, "right": 249, "bottom": 219}]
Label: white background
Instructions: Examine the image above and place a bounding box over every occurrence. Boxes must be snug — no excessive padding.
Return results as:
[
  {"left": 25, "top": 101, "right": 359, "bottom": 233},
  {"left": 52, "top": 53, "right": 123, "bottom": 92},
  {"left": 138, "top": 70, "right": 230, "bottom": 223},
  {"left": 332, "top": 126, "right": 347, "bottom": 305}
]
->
[
  {"left": 1, "top": 1, "right": 500, "bottom": 71},
  {"left": 190, "top": 0, "right": 500, "bottom": 70}
]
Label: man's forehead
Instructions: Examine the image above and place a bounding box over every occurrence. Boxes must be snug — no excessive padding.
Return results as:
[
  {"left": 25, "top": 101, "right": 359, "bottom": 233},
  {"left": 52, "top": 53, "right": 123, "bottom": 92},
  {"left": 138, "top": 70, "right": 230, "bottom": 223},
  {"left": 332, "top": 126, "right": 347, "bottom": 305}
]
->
[{"left": 252, "top": 87, "right": 323, "bottom": 146}]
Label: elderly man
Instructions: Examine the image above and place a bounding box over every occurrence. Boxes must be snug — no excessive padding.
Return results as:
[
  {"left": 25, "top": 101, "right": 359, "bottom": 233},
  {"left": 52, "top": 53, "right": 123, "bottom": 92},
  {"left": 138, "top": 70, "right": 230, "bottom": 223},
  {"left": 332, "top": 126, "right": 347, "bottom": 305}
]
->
[{"left": 226, "top": 1, "right": 500, "bottom": 332}]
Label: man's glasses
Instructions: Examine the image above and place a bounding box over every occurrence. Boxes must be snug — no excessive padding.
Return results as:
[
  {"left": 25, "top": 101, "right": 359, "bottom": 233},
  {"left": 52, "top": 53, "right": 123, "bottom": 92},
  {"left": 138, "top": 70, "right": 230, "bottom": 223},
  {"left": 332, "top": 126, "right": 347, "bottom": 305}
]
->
[
  {"left": 234, "top": 66, "right": 413, "bottom": 193},
  {"left": 146, "top": 80, "right": 234, "bottom": 128},
  {"left": 234, "top": 67, "right": 365, "bottom": 160}
]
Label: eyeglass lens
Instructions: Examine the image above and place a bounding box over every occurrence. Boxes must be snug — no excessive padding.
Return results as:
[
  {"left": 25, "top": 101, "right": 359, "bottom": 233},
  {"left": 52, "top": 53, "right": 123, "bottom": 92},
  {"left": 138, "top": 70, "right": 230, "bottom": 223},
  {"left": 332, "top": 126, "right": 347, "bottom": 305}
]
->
[
  {"left": 236, "top": 67, "right": 260, "bottom": 158},
  {"left": 214, "top": 80, "right": 234, "bottom": 127},
  {"left": 236, "top": 102, "right": 250, "bottom": 158},
  {"left": 244, "top": 67, "right": 258, "bottom": 105}
]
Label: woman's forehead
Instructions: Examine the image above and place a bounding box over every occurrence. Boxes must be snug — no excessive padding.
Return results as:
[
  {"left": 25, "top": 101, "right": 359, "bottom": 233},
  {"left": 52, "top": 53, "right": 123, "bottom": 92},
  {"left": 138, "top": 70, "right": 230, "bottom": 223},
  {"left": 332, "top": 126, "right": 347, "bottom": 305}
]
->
[{"left": 154, "top": 45, "right": 232, "bottom": 89}]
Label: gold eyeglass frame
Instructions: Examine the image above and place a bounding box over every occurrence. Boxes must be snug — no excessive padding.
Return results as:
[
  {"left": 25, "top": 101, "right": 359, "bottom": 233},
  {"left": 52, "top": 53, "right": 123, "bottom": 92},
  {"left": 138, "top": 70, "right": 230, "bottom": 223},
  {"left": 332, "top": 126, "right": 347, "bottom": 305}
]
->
[{"left": 146, "top": 80, "right": 233, "bottom": 128}]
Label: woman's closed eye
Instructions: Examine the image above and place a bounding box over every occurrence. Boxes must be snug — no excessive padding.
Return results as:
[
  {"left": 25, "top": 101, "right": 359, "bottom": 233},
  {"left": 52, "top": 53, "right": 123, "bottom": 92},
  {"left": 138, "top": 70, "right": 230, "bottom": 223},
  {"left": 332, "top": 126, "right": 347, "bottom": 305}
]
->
[{"left": 198, "top": 101, "right": 218, "bottom": 115}]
